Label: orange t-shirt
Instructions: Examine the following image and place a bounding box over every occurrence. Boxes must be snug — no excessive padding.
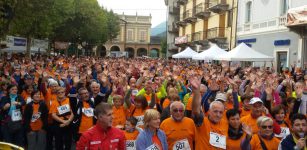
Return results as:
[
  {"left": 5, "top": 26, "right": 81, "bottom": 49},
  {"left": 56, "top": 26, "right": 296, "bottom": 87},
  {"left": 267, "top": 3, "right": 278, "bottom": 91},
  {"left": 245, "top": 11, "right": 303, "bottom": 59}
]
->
[
  {"left": 49, "top": 98, "right": 72, "bottom": 121},
  {"left": 249, "top": 134, "right": 281, "bottom": 150},
  {"left": 160, "top": 117, "right": 196, "bottom": 150},
  {"left": 124, "top": 130, "right": 139, "bottom": 140},
  {"left": 112, "top": 106, "right": 127, "bottom": 128},
  {"left": 241, "top": 114, "right": 262, "bottom": 134},
  {"left": 152, "top": 134, "right": 163, "bottom": 150},
  {"left": 162, "top": 98, "right": 170, "bottom": 109},
  {"left": 127, "top": 105, "right": 146, "bottom": 128},
  {"left": 226, "top": 132, "right": 246, "bottom": 149},
  {"left": 195, "top": 116, "right": 228, "bottom": 150},
  {"left": 78, "top": 101, "right": 94, "bottom": 133},
  {"left": 240, "top": 108, "right": 251, "bottom": 118},
  {"left": 186, "top": 97, "right": 193, "bottom": 111},
  {"left": 44, "top": 88, "right": 57, "bottom": 109},
  {"left": 30, "top": 103, "right": 43, "bottom": 131}
]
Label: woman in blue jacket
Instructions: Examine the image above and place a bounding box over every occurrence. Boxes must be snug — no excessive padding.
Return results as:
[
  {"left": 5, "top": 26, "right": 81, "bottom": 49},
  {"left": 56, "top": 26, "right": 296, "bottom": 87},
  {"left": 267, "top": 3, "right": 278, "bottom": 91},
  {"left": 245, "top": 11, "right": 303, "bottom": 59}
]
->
[{"left": 136, "top": 109, "right": 168, "bottom": 150}]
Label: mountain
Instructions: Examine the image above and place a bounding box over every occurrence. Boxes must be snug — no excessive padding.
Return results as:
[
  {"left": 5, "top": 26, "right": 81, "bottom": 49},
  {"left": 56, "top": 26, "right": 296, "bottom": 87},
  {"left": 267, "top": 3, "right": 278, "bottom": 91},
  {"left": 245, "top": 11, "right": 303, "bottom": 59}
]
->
[{"left": 151, "top": 21, "right": 166, "bottom": 36}]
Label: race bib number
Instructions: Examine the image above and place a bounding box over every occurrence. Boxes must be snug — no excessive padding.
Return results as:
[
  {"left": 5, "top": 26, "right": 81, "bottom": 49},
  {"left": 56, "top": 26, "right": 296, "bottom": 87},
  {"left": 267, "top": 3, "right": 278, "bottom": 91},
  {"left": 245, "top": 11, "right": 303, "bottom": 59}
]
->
[
  {"left": 26, "top": 97, "right": 32, "bottom": 104},
  {"left": 132, "top": 90, "right": 138, "bottom": 96},
  {"left": 82, "top": 108, "right": 94, "bottom": 117},
  {"left": 57, "top": 104, "right": 70, "bottom": 115},
  {"left": 275, "top": 127, "right": 290, "bottom": 138},
  {"left": 135, "top": 115, "right": 144, "bottom": 127},
  {"left": 31, "top": 112, "right": 41, "bottom": 122},
  {"left": 12, "top": 109, "right": 22, "bottom": 121},
  {"left": 146, "top": 144, "right": 160, "bottom": 150},
  {"left": 173, "top": 139, "right": 190, "bottom": 150},
  {"left": 126, "top": 140, "right": 136, "bottom": 150},
  {"left": 209, "top": 132, "right": 226, "bottom": 149}
]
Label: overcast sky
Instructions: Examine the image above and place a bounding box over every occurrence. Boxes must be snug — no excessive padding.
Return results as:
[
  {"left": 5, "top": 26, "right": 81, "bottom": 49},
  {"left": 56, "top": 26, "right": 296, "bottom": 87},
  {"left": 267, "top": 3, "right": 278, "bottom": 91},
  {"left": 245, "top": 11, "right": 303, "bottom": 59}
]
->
[{"left": 97, "top": 0, "right": 167, "bottom": 27}]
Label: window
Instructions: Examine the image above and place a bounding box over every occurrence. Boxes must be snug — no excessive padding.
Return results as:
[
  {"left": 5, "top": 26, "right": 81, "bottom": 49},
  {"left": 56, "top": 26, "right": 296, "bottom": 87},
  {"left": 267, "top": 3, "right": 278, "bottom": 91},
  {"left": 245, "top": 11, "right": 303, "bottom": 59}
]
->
[
  {"left": 245, "top": 1, "right": 252, "bottom": 23},
  {"left": 139, "top": 30, "right": 146, "bottom": 42},
  {"left": 127, "top": 29, "right": 134, "bottom": 41},
  {"left": 280, "top": 0, "right": 288, "bottom": 15}
]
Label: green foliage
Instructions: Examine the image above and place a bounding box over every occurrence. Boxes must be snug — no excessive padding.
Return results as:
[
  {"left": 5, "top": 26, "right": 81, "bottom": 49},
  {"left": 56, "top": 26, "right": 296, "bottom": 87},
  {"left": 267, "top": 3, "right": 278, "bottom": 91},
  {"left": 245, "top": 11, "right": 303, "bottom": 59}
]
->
[
  {"left": 161, "top": 38, "right": 167, "bottom": 58},
  {"left": 0, "top": 0, "right": 121, "bottom": 56}
]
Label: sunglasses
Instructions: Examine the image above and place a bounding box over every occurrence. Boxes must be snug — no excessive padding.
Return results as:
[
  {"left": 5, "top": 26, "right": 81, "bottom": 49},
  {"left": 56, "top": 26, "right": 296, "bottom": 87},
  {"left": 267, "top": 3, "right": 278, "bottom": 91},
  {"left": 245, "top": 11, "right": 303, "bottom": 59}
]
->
[
  {"left": 172, "top": 109, "right": 184, "bottom": 113},
  {"left": 261, "top": 125, "right": 273, "bottom": 129}
]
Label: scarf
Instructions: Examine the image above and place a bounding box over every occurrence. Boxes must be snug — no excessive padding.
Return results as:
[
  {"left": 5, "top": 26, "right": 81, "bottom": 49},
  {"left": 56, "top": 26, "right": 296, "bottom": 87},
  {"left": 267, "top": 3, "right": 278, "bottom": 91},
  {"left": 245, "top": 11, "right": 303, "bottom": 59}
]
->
[{"left": 228, "top": 124, "right": 244, "bottom": 140}]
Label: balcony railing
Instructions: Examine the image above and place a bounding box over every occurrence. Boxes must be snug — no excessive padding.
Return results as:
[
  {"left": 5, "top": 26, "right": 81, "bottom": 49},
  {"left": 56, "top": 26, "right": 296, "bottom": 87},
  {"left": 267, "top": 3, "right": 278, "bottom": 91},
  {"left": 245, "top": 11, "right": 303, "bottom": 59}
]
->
[
  {"left": 176, "top": 16, "right": 187, "bottom": 26},
  {"left": 183, "top": 9, "right": 197, "bottom": 23},
  {"left": 194, "top": 3, "right": 211, "bottom": 19},
  {"left": 169, "top": 2, "right": 180, "bottom": 14},
  {"left": 237, "top": 16, "right": 288, "bottom": 34},
  {"left": 207, "top": 27, "right": 227, "bottom": 40},
  {"left": 208, "top": 0, "right": 229, "bottom": 13},
  {"left": 177, "top": 0, "right": 187, "bottom": 5},
  {"left": 168, "top": 23, "right": 179, "bottom": 33}
]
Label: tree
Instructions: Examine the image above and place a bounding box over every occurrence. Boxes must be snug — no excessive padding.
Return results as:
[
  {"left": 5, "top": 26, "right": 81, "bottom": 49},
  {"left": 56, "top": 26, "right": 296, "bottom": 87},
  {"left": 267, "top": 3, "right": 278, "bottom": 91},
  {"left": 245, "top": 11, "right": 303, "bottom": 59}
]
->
[
  {"left": 105, "top": 10, "right": 120, "bottom": 41},
  {"left": 160, "top": 38, "right": 167, "bottom": 58}
]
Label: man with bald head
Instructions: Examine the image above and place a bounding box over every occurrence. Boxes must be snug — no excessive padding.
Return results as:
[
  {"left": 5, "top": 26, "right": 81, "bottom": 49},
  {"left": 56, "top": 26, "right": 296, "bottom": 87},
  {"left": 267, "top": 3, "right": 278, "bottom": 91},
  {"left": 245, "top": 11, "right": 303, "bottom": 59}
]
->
[
  {"left": 190, "top": 77, "right": 228, "bottom": 150},
  {"left": 160, "top": 101, "right": 196, "bottom": 150}
]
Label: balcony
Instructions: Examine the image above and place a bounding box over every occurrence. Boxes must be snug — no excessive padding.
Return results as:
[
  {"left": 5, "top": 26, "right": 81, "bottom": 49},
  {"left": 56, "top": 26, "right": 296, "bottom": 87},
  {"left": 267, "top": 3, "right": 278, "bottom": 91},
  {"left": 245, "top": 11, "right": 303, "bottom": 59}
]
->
[
  {"left": 208, "top": 0, "right": 229, "bottom": 13},
  {"left": 169, "top": 3, "right": 180, "bottom": 14},
  {"left": 168, "top": 23, "right": 179, "bottom": 33},
  {"left": 192, "top": 31, "right": 209, "bottom": 45},
  {"left": 177, "top": 0, "right": 187, "bottom": 5},
  {"left": 237, "top": 16, "right": 288, "bottom": 35},
  {"left": 194, "top": 3, "right": 211, "bottom": 19},
  {"left": 183, "top": 10, "right": 197, "bottom": 23},
  {"left": 207, "top": 27, "right": 227, "bottom": 42}
]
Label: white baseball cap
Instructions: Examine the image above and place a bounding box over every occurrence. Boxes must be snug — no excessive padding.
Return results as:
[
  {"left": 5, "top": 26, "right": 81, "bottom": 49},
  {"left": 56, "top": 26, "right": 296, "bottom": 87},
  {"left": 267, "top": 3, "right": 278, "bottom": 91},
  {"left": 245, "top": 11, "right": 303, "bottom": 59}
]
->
[
  {"left": 249, "top": 97, "right": 263, "bottom": 105},
  {"left": 214, "top": 93, "right": 227, "bottom": 102}
]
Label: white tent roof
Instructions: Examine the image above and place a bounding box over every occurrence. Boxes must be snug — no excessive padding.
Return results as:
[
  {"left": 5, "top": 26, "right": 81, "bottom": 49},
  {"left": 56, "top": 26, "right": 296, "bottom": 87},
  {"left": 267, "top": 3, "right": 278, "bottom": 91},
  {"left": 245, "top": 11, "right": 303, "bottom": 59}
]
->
[
  {"left": 192, "top": 44, "right": 227, "bottom": 60},
  {"left": 172, "top": 47, "right": 198, "bottom": 58},
  {"left": 215, "top": 43, "right": 274, "bottom": 61}
]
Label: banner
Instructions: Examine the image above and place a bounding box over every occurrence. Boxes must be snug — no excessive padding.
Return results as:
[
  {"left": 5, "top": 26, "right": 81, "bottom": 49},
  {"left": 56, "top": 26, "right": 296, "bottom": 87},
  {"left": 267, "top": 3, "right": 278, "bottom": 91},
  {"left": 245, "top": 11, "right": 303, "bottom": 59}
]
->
[
  {"left": 54, "top": 41, "right": 69, "bottom": 50},
  {"left": 175, "top": 36, "right": 188, "bottom": 44}
]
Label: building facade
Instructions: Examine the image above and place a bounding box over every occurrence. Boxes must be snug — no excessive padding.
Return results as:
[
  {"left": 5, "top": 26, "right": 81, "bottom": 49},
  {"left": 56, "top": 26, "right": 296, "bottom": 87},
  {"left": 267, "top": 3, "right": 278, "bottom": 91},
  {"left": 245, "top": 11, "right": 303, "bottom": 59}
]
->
[
  {"left": 97, "top": 13, "right": 161, "bottom": 58},
  {"left": 165, "top": 0, "right": 180, "bottom": 57},
  {"left": 237, "top": 0, "right": 307, "bottom": 71},
  {"left": 174, "top": 0, "right": 238, "bottom": 53}
]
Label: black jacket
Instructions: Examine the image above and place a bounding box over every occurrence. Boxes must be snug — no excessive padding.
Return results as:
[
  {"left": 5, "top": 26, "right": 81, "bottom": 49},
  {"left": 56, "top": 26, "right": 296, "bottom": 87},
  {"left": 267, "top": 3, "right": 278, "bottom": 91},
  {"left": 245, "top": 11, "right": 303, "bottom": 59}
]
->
[
  {"left": 70, "top": 97, "right": 96, "bottom": 133},
  {"left": 279, "top": 134, "right": 306, "bottom": 150},
  {"left": 0, "top": 95, "right": 25, "bottom": 123},
  {"left": 24, "top": 101, "right": 48, "bottom": 132}
]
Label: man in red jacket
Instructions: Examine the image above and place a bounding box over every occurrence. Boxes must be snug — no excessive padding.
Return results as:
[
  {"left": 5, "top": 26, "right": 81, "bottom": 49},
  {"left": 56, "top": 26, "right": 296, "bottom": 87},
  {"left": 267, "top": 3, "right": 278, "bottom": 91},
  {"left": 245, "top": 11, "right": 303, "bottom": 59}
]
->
[{"left": 77, "top": 103, "right": 126, "bottom": 150}]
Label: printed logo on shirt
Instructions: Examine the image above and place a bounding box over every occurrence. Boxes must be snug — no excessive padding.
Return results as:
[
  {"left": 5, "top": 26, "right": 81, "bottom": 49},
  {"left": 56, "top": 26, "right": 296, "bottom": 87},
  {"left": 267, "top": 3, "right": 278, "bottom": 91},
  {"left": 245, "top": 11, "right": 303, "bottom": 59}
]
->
[
  {"left": 90, "top": 141, "right": 101, "bottom": 145},
  {"left": 31, "top": 112, "right": 41, "bottom": 122},
  {"left": 111, "top": 139, "right": 119, "bottom": 143}
]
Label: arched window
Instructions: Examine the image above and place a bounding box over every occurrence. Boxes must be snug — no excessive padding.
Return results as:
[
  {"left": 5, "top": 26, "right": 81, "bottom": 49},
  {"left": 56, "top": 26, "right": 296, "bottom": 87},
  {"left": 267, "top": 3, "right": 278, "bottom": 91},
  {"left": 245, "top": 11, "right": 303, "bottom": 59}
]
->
[{"left": 245, "top": 1, "right": 252, "bottom": 23}]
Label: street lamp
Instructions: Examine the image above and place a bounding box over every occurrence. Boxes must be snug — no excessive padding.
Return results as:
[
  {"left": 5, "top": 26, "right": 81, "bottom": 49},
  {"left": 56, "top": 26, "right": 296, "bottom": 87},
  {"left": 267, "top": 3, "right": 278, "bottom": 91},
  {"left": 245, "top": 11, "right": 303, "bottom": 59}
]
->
[{"left": 119, "top": 18, "right": 127, "bottom": 53}]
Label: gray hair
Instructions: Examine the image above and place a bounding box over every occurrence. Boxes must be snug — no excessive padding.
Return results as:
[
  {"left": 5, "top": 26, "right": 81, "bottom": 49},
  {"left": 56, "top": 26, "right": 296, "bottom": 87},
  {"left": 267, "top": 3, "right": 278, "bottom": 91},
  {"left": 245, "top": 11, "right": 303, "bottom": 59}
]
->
[
  {"left": 90, "top": 81, "right": 100, "bottom": 88},
  {"left": 209, "top": 101, "right": 225, "bottom": 110},
  {"left": 170, "top": 101, "right": 185, "bottom": 111}
]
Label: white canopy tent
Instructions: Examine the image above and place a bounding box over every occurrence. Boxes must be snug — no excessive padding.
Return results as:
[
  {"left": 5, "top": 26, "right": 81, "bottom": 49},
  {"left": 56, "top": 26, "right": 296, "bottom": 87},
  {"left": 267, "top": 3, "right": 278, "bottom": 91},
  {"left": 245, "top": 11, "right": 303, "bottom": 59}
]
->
[
  {"left": 215, "top": 43, "right": 274, "bottom": 61},
  {"left": 192, "top": 44, "right": 227, "bottom": 60},
  {"left": 172, "top": 47, "right": 198, "bottom": 59}
]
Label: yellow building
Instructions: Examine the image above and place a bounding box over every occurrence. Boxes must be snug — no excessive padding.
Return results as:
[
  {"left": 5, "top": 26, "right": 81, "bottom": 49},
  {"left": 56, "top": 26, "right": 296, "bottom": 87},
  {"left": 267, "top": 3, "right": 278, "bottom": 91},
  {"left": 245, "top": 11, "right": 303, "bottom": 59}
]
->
[
  {"left": 175, "top": 0, "right": 238, "bottom": 52},
  {"left": 97, "top": 13, "right": 161, "bottom": 58}
]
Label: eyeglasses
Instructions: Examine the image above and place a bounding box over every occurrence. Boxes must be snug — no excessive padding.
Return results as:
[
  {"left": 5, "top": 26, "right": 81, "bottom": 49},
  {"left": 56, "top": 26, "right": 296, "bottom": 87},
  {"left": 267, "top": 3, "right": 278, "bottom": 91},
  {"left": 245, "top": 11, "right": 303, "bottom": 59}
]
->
[
  {"left": 261, "top": 125, "right": 273, "bottom": 129},
  {"left": 79, "top": 92, "right": 88, "bottom": 95},
  {"left": 57, "top": 91, "right": 65, "bottom": 94},
  {"left": 172, "top": 109, "right": 184, "bottom": 113}
]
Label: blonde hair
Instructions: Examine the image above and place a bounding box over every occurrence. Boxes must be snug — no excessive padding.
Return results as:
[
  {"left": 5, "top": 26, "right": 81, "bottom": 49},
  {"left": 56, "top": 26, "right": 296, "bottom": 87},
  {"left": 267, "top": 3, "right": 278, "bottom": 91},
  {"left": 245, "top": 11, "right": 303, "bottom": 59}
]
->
[
  {"left": 257, "top": 116, "right": 273, "bottom": 127},
  {"left": 144, "top": 109, "right": 160, "bottom": 128}
]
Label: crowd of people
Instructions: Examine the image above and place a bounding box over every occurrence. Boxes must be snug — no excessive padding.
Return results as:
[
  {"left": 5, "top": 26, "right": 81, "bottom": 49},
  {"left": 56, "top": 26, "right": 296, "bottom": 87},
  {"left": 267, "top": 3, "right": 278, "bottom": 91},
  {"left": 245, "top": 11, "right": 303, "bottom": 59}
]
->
[{"left": 0, "top": 54, "right": 306, "bottom": 150}]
